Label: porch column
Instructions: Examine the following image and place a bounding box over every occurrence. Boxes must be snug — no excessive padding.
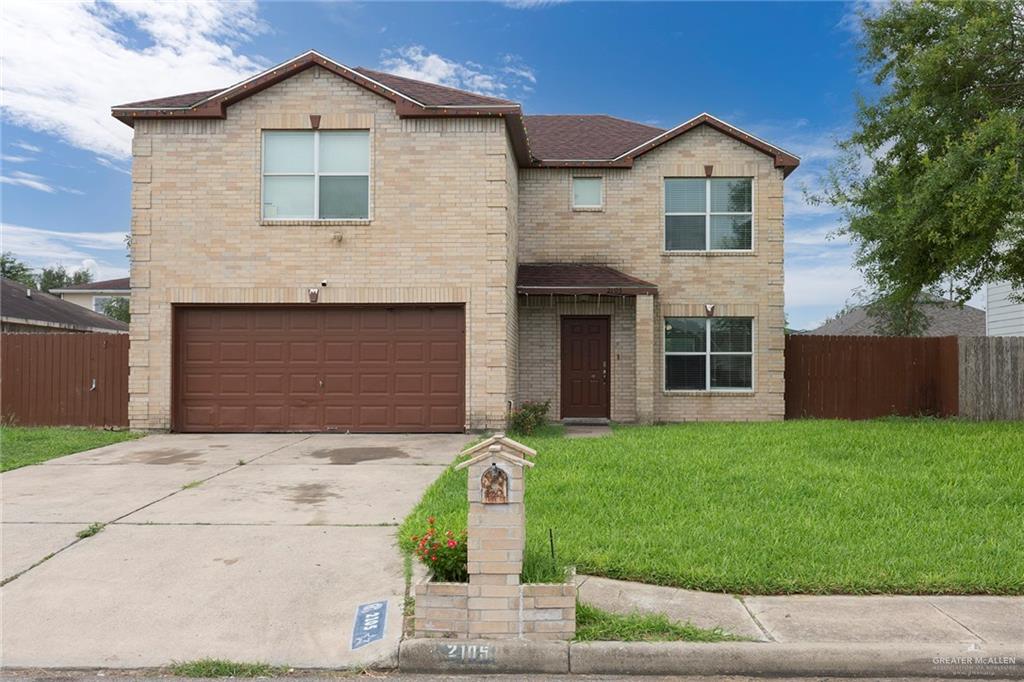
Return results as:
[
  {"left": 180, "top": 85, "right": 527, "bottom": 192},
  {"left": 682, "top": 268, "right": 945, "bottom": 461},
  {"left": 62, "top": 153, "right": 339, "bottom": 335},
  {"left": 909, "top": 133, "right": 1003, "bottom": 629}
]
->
[{"left": 635, "top": 294, "right": 655, "bottom": 424}]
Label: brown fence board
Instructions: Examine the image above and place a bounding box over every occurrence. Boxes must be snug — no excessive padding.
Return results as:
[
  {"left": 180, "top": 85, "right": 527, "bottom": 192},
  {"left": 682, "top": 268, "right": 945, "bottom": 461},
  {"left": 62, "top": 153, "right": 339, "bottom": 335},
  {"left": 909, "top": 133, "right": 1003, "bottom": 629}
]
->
[
  {"left": 1, "top": 333, "right": 128, "bottom": 427},
  {"left": 785, "top": 335, "right": 960, "bottom": 420}
]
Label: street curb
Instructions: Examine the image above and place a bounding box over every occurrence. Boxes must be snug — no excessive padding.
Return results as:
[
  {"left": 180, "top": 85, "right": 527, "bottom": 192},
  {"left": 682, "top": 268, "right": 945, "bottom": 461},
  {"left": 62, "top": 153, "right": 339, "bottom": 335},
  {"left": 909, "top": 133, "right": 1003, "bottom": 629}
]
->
[
  {"left": 572, "top": 642, "right": 1024, "bottom": 678},
  {"left": 399, "top": 639, "right": 569, "bottom": 674},
  {"left": 400, "top": 638, "right": 1024, "bottom": 678}
]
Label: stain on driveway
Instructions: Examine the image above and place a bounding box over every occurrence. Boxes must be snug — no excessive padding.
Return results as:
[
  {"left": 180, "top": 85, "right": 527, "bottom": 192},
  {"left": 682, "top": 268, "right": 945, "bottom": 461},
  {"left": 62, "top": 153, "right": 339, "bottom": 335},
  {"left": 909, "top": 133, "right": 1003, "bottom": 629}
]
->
[{"left": 308, "top": 447, "right": 410, "bottom": 465}]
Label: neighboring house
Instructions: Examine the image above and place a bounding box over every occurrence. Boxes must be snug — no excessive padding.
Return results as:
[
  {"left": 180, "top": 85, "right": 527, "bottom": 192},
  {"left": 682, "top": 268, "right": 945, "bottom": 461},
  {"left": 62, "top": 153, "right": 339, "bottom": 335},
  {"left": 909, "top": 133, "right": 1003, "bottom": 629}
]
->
[
  {"left": 986, "top": 281, "right": 1024, "bottom": 336},
  {"left": 1, "top": 277, "right": 128, "bottom": 334},
  {"left": 111, "top": 50, "right": 798, "bottom": 433},
  {"left": 51, "top": 277, "right": 131, "bottom": 315},
  {"left": 807, "top": 296, "right": 985, "bottom": 337}
]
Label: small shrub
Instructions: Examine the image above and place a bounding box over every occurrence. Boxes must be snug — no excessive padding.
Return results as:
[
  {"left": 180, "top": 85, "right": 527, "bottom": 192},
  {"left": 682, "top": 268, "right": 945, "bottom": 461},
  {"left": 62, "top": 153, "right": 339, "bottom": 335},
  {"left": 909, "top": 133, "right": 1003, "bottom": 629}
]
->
[
  {"left": 410, "top": 516, "right": 467, "bottom": 582},
  {"left": 508, "top": 400, "right": 550, "bottom": 435}
]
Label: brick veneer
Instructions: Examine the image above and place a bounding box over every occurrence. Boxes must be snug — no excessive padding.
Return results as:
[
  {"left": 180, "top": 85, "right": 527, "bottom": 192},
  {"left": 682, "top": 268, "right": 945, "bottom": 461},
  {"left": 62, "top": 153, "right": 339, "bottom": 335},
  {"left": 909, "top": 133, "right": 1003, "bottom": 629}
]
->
[
  {"left": 128, "top": 66, "right": 516, "bottom": 430},
  {"left": 129, "top": 64, "right": 787, "bottom": 429},
  {"left": 414, "top": 437, "right": 575, "bottom": 640},
  {"left": 517, "top": 126, "right": 786, "bottom": 422}
]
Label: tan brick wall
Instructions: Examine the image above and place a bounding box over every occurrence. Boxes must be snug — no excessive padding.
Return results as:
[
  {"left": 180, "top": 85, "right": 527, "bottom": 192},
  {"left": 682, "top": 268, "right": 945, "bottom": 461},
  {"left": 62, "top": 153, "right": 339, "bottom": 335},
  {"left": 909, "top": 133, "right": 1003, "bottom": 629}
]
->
[
  {"left": 517, "top": 296, "right": 636, "bottom": 422},
  {"left": 517, "top": 126, "right": 786, "bottom": 421},
  {"left": 129, "top": 66, "right": 516, "bottom": 430}
]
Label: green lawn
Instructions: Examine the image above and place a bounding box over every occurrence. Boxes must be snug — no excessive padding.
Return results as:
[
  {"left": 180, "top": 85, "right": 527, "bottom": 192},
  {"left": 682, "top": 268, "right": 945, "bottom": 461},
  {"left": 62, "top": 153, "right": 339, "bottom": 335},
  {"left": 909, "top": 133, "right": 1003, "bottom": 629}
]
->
[
  {"left": 0, "top": 426, "right": 142, "bottom": 472},
  {"left": 399, "top": 419, "right": 1024, "bottom": 595},
  {"left": 575, "top": 603, "right": 742, "bottom": 642}
]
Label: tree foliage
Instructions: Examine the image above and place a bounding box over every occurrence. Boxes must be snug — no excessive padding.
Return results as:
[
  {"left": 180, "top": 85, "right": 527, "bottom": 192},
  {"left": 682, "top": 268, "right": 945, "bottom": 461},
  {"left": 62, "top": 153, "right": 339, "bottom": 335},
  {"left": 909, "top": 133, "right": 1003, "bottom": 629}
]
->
[
  {"left": 37, "top": 265, "right": 92, "bottom": 293},
  {"left": 820, "top": 0, "right": 1024, "bottom": 333},
  {"left": 1, "top": 252, "right": 36, "bottom": 288},
  {"left": 101, "top": 296, "right": 130, "bottom": 324}
]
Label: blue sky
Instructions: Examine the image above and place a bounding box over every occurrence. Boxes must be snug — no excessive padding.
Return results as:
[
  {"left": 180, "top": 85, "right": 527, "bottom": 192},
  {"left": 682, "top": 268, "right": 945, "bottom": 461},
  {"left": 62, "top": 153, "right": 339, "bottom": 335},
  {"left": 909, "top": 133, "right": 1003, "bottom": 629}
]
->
[{"left": 0, "top": 0, "right": 933, "bottom": 329}]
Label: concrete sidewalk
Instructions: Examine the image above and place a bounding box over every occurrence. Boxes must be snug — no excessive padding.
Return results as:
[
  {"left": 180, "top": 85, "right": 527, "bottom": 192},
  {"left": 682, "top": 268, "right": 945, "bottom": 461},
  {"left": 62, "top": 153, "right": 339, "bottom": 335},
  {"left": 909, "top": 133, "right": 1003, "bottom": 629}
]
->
[{"left": 576, "top": 574, "right": 1024, "bottom": 645}]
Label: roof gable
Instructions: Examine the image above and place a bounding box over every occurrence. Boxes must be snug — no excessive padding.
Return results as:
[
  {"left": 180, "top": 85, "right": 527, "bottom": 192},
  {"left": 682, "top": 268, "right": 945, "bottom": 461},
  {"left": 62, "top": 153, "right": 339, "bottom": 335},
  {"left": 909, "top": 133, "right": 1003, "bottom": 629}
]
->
[{"left": 111, "top": 51, "right": 799, "bottom": 175}]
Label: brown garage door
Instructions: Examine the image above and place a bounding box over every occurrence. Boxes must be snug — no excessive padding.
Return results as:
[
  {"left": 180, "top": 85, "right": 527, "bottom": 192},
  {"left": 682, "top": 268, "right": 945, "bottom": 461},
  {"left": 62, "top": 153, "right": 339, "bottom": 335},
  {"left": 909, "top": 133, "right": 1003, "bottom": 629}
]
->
[{"left": 174, "top": 305, "right": 464, "bottom": 432}]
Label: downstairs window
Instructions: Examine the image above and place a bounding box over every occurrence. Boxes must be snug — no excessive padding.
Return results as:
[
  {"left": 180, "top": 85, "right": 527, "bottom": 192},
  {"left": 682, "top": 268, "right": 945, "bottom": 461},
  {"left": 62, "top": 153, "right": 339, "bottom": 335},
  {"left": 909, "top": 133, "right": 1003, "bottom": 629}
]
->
[{"left": 664, "top": 317, "right": 753, "bottom": 390}]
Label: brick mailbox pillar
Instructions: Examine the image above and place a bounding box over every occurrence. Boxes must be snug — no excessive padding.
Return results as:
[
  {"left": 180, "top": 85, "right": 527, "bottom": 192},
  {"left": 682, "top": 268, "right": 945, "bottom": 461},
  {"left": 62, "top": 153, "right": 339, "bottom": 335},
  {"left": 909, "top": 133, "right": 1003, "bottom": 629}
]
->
[{"left": 413, "top": 434, "right": 576, "bottom": 641}]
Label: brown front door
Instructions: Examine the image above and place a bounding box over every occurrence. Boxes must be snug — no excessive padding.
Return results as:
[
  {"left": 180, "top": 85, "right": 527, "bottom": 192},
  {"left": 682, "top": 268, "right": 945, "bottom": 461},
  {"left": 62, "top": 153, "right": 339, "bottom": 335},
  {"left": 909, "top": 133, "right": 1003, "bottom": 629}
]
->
[
  {"left": 174, "top": 305, "right": 465, "bottom": 432},
  {"left": 560, "top": 316, "right": 610, "bottom": 419}
]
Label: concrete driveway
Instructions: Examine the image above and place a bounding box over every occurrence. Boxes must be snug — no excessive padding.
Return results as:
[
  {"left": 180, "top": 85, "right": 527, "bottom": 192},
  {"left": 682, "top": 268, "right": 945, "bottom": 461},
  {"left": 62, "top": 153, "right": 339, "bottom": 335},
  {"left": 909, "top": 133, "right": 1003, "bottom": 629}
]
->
[{"left": 1, "top": 432, "right": 471, "bottom": 669}]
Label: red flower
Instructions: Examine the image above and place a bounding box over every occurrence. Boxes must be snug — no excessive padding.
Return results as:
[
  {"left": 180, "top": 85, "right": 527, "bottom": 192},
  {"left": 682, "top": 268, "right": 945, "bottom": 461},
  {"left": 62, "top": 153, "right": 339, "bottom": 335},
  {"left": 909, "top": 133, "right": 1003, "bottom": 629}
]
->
[
  {"left": 428, "top": 516, "right": 436, "bottom": 525},
  {"left": 447, "top": 540, "right": 457, "bottom": 548},
  {"left": 431, "top": 555, "right": 437, "bottom": 561}
]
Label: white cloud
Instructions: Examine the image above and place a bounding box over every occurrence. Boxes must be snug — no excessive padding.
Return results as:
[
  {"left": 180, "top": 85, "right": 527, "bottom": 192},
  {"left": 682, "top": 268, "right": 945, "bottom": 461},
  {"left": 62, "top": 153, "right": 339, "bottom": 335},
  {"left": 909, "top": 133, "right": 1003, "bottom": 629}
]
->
[
  {"left": 379, "top": 46, "right": 535, "bottom": 98},
  {"left": 1, "top": 223, "right": 129, "bottom": 280},
  {"left": 2, "top": 154, "right": 33, "bottom": 163},
  {"left": 785, "top": 261, "right": 866, "bottom": 309},
  {"left": 500, "top": 0, "right": 568, "bottom": 8},
  {"left": 95, "top": 156, "right": 131, "bottom": 175},
  {"left": 502, "top": 54, "right": 536, "bottom": 84},
  {"left": 12, "top": 141, "right": 41, "bottom": 153},
  {"left": 1, "top": 0, "right": 268, "bottom": 160},
  {"left": 1, "top": 171, "right": 55, "bottom": 193},
  {"left": 0, "top": 170, "right": 84, "bottom": 195}
]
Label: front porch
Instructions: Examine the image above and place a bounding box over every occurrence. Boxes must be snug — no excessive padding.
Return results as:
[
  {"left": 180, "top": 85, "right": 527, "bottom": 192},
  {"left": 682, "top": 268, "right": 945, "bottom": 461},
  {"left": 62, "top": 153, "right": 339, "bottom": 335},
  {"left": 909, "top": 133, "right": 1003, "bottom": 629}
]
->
[{"left": 516, "top": 263, "right": 657, "bottom": 423}]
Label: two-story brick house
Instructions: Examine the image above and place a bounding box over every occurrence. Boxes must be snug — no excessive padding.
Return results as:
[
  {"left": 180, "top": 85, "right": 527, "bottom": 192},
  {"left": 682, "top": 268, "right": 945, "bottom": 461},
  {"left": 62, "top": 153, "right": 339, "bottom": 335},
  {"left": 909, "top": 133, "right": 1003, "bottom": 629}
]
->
[{"left": 112, "top": 50, "right": 798, "bottom": 432}]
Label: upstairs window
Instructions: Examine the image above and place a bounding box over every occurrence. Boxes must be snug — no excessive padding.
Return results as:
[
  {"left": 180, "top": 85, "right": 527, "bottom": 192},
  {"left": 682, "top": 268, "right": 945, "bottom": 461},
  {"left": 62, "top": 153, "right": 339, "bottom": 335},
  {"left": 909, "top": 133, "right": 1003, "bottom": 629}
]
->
[
  {"left": 572, "top": 177, "right": 603, "bottom": 209},
  {"left": 262, "top": 130, "right": 369, "bottom": 220},
  {"left": 665, "top": 178, "right": 752, "bottom": 251},
  {"left": 664, "top": 317, "right": 753, "bottom": 390}
]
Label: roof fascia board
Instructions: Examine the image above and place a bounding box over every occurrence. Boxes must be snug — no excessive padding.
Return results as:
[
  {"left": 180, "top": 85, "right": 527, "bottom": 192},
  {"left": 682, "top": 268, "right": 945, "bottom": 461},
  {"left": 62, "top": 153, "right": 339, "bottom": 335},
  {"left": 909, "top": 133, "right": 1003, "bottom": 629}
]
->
[{"left": 611, "top": 113, "right": 800, "bottom": 175}]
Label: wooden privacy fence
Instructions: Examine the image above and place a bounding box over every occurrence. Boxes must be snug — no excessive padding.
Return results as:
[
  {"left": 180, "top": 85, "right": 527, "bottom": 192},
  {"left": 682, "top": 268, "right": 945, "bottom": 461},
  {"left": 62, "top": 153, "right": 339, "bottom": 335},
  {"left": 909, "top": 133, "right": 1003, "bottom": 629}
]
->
[
  {"left": 786, "top": 334, "right": 1024, "bottom": 420},
  {"left": 785, "top": 335, "right": 960, "bottom": 419},
  {"left": 959, "top": 336, "right": 1024, "bottom": 420},
  {"left": 1, "top": 333, "right": 129, "bottom": 427}
]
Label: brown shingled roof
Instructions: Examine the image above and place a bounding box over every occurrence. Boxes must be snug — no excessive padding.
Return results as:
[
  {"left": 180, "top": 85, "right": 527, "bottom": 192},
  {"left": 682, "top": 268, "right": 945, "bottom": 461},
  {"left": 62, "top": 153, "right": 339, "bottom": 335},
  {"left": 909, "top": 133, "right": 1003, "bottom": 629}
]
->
[
  {"left": 517, "top": 263, "right": 657, "bottom": 296},
  {"left": 523, "top": 115, "right": 664, "bottom": 161},
  {"left": 1, "top": 277, "right": 128, "bottom": 333},
  {"left": 352, "top": 67, "right": 516, "bottom": 106},
  {"left": 110, "top": 50, "right": 799, "bottom": 175},
  {"left": 114, "top": 89, "right": 223, "bottom": 109}
]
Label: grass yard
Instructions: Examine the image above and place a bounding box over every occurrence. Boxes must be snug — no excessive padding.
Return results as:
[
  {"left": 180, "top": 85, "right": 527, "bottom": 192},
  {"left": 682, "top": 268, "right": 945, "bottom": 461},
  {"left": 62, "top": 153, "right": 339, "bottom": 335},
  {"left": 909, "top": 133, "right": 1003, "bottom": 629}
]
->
[
  {"left": 575, "top": 603, "right": 741, "bottom": 642},
  {"left": 399, "top": 419, "right": 1024, "bottom": 595},
  {"left": 0, "top": 426, "right": 142, "bottom": 472}
]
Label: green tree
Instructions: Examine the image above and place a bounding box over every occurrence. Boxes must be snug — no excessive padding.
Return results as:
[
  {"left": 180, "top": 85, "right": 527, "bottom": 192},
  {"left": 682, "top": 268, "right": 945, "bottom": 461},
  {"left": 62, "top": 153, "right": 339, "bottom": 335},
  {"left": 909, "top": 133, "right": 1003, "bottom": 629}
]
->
[
  {"left": 101, "top": 296, "right": 130, "bottom": 324},
  {"left": 819, "top": 0, "right": 1024, "bottom": 334},
  {"left": 37, "top": 265, "right": 92, "bottom": 293},
  {"left": 0, "top": 252, "right": 36, "bottom": 288}
]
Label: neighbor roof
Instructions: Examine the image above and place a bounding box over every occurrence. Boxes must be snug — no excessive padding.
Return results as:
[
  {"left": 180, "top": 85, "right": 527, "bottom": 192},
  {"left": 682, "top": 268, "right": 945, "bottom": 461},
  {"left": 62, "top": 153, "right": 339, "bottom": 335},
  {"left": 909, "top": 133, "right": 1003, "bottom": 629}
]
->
[
  {"left": 1, "top": 278, "right": 128, "bottom": 333},
  {"left": 51, "top": 277, "right": 130, "bottom": 293},
  {"left": 111, "top": 50, "right": 799, "bottom": 174},
  {"left": 808, "top": 297, "right": 986, "bottom": 337},
  {"left": 517, "top": 263, "right": 657, "bottom": 296}
]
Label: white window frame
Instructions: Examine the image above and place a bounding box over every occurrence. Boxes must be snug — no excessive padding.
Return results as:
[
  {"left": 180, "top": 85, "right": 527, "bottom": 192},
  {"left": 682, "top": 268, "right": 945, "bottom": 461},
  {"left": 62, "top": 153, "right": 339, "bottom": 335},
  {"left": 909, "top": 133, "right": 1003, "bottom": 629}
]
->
[
  {"left": 261, "top": 130, "right": 369, "bottom": 221},
  {"left": 664, "top": 178, "right": 753, "bottom": 252},
  {"left": 571, "top": 176, "right": 603, "bottom": 210},
  {"left": 664, "top": 317, "right": 754, "bottom": 392},
  {"left": 92, "top": 295, "right": 113, "bottom": 313}
]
